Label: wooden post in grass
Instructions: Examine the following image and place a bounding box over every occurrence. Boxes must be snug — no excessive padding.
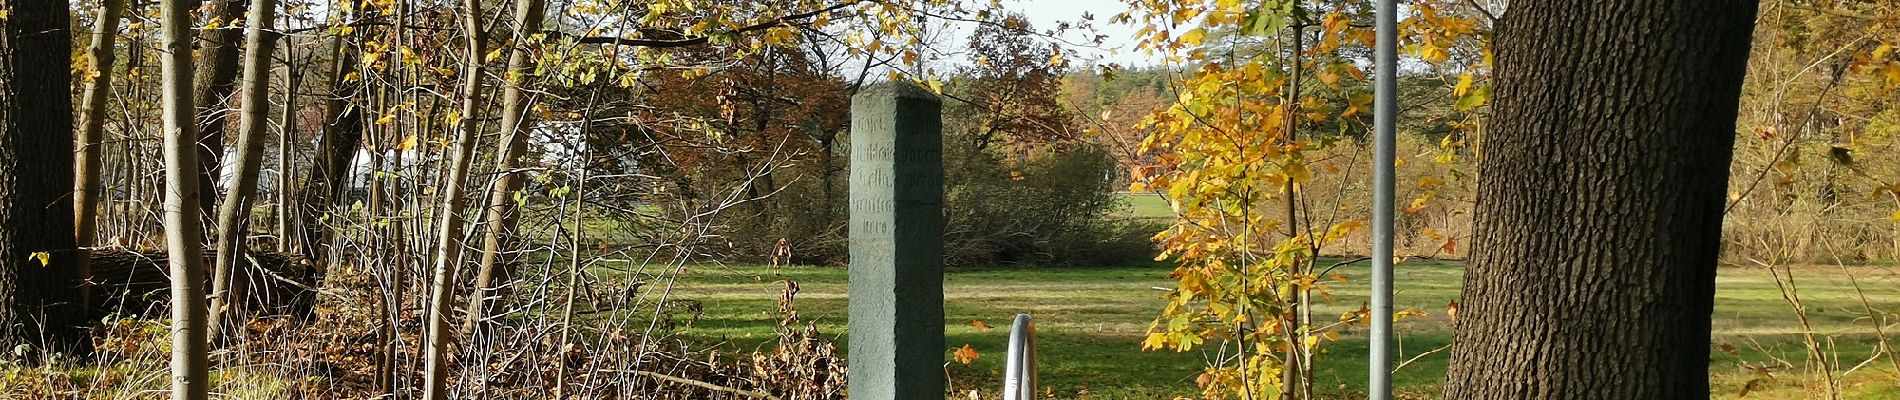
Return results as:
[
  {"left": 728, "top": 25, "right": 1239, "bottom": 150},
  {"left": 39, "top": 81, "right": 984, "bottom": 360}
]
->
[{"left": 847, "top": 82, "right": 944, "bottom": 400}]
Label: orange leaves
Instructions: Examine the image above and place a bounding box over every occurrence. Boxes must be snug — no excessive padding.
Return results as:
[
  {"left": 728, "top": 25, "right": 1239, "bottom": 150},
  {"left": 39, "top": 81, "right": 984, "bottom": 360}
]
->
[
  {"left": 969, "top": 319, "right": 991, "bottom": 331},
  {"left": 952, "top": 344, "right": 980, "bottom": 365}
]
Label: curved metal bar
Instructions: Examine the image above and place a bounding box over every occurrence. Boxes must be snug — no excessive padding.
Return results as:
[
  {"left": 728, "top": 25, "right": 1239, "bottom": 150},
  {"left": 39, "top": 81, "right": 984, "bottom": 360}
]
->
[{"left": 1002, "top": 313, "right": 1036, "bottom": 400}]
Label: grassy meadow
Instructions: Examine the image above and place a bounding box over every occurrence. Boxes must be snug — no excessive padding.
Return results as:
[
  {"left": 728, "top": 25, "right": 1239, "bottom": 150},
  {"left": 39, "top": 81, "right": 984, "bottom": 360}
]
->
[
  {"left": 654, "top": 261, "right": 1900, "bottom": 399},
  {"left": 648, "top": 191, "right": 1900, "bottom": 400}
]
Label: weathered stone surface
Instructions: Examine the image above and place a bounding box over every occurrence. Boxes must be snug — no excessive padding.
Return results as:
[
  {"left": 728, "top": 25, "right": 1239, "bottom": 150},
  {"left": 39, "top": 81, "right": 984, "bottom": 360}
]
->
[{"left": 847, "top": 81, "right": 945, "bottom": 400}]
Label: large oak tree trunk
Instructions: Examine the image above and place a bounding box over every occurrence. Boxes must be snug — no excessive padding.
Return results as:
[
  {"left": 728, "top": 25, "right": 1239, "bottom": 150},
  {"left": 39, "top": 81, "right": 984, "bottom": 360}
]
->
[
  {"left": 1442, "top": 1, "right": 1758, "bottom": 398},
  {"left": 0, "top": 0, "right": 91, "bottom": 355}
]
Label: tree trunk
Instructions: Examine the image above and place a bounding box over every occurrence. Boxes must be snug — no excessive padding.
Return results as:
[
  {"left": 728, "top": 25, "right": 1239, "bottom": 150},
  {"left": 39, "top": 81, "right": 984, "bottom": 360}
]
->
[
  {"left": 1442, "top": 1, "right": 1758, "bottom": 398},
  {"left": 159, "top": 0, "right": 211, "bottom": 394},
  {"left": 464, "top": 0, "right": 548, "bottom": 337},
  {"left": 75, "top": 0, "right": 126, "bottom": 311},
  {"left": 0, "top": 0, "right": 91, "bottom": 355},
  {"left": 299, "top": 14, "right": 365, "bottom": 259},
  {"left": 421, "top": 0, "right": 490, "bottom": 396},
  {"left": 276, "top": 47, "right": 299, "bottom": 254},
  {"left": 193, "top": 0, "right": 251, "bottom": 219},
  {"left": 209, "top": 0, "right": 281, "bottom": 339}
]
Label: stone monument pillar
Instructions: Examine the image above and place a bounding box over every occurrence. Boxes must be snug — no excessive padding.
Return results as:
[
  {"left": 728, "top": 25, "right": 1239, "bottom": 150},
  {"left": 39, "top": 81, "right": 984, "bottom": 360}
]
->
[{"left": 847, "top": 82, "right": 944, "bottom": 400}]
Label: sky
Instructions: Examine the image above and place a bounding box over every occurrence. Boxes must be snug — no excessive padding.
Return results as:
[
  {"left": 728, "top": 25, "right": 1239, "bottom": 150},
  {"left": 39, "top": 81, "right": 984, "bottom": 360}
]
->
[
  {"left": 923, "top": 0, "right": 1157, "bottom": 69},
  {"left": 1007, "top": 0, "right": 1151, "bottom": 66}
]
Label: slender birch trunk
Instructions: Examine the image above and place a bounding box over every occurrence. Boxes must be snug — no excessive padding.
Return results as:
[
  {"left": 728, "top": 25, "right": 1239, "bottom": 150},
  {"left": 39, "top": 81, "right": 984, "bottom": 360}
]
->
[
  {"left": 159, "top": 0, "right": 210, "bottom": 393},
  {"left": 464, "top": 0, "right": 547, "bottom": 336},
  {"left": 208, "top": 0, "right": 282, "bottom": 339},
  {"left": 75, "top": 0, "right": 126, "bottom": 309},
  {"left": 421, "top": 0, "right": 489, "bottom": 396}
]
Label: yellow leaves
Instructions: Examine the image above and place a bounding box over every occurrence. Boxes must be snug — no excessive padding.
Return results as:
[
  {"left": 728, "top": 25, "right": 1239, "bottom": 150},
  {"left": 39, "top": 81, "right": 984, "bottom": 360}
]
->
[
  {"left": 951, "top": 344, "right": 980, "bottom": 365},
  {"left": 925, "top": 76, "right": 944, "bottom": 94},
  {"left": 1316, "top": 70, "right": 1341, "bottom": 90},
  {"left": 1181, "top": 28, "right": 1209, "bottom": 46},
  {"left": 485, "top": 48, "right": 505, "bottom": 63},
  {"left": 762, "top": 27, "right": 797, "bottom": 47},
  {"left": 1882, "top": 62, "right": 1900, "bottom": 88},
  {"left": 375, "top": 114, "right": 396, "bottom": 125},
  {"left": 1323, "top": 220, "right": 1365, "bottom": 244},
  {"left": 1394, "top": 308, "right": 1429, "bottom": 321},
  {"left": 1401, "top": 196, "right": 1429, "bottom": 214},
  {"left": 397, "top": 46, "right": 419, "bottom": 65},
  {"left": 1453, "top": 73, "right": 1475, "bottom": 96},
  {"left": 1416, "top": 42, "right": 1450, "bottom": 63},
  {"left": 680, "top": 66, "right": 711, "bottom": 79},
  {"left": 1890, "top": 209, "right": 1900, "bottom": 223},
  {"left": 1283, "top": 160, "right": 1311, "bottom": 184},
  {"left": 1142, "top": 332, "right": 1169, "bottom": 351},
  {"left": 28, "top": 251, "right": 50, "bottom": 267}
]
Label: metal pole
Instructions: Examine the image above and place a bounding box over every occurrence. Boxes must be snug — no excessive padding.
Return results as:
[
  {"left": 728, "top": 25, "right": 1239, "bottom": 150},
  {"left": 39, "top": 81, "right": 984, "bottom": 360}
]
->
[
  {"left": 1369, "top": 0, "right": 1399, "bottom": 398},
  {"left": 1003, "top": 314, "right": 1037, "bottom": 400}
]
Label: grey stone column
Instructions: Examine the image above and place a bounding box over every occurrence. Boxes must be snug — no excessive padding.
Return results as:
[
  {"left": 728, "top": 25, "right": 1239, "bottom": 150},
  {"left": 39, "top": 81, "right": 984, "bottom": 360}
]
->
[{"left": 847, "top": 82, "right": 944, "bottom": 400}]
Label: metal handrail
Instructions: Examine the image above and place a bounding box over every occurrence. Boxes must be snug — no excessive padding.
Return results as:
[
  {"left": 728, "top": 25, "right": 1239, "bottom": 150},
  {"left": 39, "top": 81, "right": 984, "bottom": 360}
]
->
[{"left": 1002, "top": 313, "right": 1036, "bottom": 400}]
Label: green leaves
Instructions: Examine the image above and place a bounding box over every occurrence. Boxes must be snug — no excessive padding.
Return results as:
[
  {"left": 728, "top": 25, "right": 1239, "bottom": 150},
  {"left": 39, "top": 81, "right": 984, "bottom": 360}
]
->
[{"left": 1241, "top": 1, "right": 1294, "bottom": 36}]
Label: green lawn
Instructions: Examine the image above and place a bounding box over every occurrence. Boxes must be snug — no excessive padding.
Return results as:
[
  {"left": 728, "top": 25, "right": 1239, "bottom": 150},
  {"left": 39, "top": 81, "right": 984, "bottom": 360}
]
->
[
  {"left": 651, "top": 260, "right": 1900, "bottom": 399},
  {"left": 1119, "top": 192, "right": 1174, "bottom": 220}
]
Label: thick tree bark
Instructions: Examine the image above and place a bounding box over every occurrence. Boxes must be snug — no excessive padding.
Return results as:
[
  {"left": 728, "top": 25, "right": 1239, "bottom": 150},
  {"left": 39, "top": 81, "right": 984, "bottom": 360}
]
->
[
  {"left": 209, "top": 0, "right": 282, "bottom": 339},
  {"left": 464, "top": 0, "right": 548, "bottom": 337},
  {"left": 0, "top": 0, "right": 91, "bottom": 355},
  {"left": 193, "top": 0, "right": 251, "bottom": 218},
  {"left": 421, "top": 0, "right": 490, "bottom": 396},
  {"left": 76, "top": 0, "right": 127, "bottom": 311},
  {"left": 159, "top": 0, "right": 211, "bottom": 394},
  {"left": 1442, "top": 1, "right": 1758, "bottom": 399}
]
